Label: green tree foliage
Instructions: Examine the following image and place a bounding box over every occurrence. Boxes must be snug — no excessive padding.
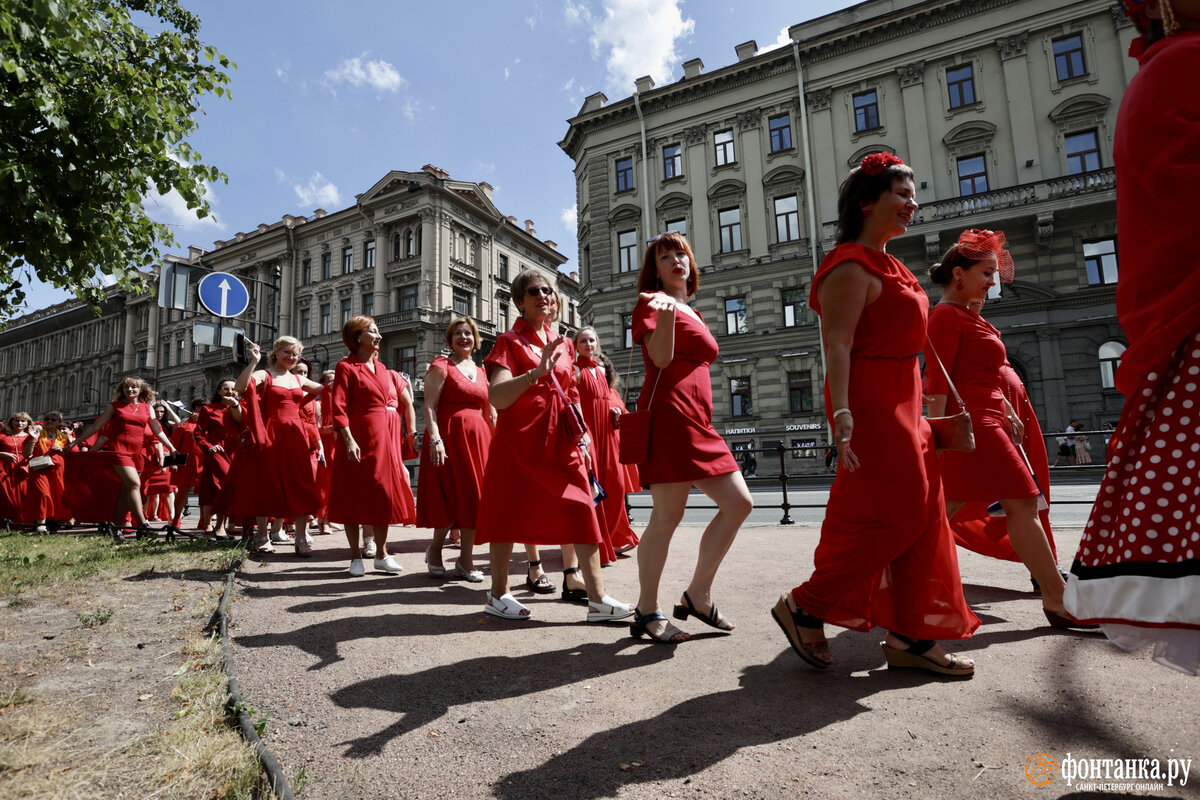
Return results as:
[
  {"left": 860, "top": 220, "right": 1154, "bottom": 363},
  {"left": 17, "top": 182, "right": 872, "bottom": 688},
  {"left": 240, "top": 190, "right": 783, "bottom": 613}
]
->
[{"left": 0, "top": 0, "right": 233, "bottom": 320}]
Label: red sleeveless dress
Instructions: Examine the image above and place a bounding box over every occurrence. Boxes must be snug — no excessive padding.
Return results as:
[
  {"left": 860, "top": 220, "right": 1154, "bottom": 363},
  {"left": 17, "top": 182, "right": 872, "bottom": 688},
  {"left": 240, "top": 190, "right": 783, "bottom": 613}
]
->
[
  {"left": 576, "top": 356, "right": 639, "bottom": 562},
  {"left": 416, "top": 355, "right": 491, "bottom": 530}
]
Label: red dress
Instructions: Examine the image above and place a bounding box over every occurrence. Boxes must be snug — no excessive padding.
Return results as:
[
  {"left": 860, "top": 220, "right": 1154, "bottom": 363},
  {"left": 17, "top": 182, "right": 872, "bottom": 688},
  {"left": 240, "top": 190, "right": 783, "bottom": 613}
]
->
[
  {"left": 316, "top": 392, "right": 335, "bottom": 518},
  {"left": 577, "top": 356, "right": 639, "bottom": 561},
  {"left": 105, "top": 400, "right": 151, "bottom": 468},
  {"left": 327, "top": 355, "right": 415, "bottom": 525},
  {"left": 141, "top": 433, "right": 173, "bottom": 498},
  {"left": 193, "top": 403, "right": 237, "bottom": 507},
  {"left": 926, "top": 303, "right": 1038, "bottom": 502},
  {"left": 169, "top": 420, "right": 204, "bottom": 493},
  {"left": 221, "top": 375, "right": 320, "bottom": 518},
  {"left": 1065, "top": 31, "right": 1200, "bottom": 673},
  {"left": 475, "top": 319, "right": 602, "bottom": 547},
  {"left": 791, "top": 244, "right": 979, "bottom": 641},
  {"left": 26, "top": 432, "right": 70, "bottom": 522},
  {"left": 0, "top": 432, "right": 31, "bottom": 523},
  {"left": 631, "top": 295, "right": 739, "bottom": 485},
  {"left": 608, "top": 386, "right": 642, "bottom": 493},
  {"left": 416, "top": 355, "right": 491, "bottom": 530}
]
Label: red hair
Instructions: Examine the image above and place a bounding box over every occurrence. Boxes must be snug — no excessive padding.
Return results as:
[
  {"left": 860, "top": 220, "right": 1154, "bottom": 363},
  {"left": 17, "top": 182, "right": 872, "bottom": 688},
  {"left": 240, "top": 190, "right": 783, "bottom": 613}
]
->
[
  {"left": 342, "top": 315, "right": 376, "bottom": 352},
  {"left": 636, "top": 232, "right": 699, "bottom": 297}
]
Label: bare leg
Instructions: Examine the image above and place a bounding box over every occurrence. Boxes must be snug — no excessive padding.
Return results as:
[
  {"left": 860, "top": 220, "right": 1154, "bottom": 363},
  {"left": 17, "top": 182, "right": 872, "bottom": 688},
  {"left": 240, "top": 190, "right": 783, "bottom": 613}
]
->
[
  {"left": 999, "top": 496, "right": 1066, "bottom": 613},
  {"left": 636, "top": 481, "right": 691, "bottom": 638},
  {"left": 112, "top": 464, "right": 148, "bottom": 527},
  {"left": 458, "top": 527, "right": 478, "bottom": 571},
  {"left": 489, "top": 542, "right": 515, "bottom": 600},
  {"left": 371, "top": 524, "right": 389, "bottom": 555},
  {"left": 682, "top": 471, "right": 753, "bottom": 620},
  {"left": 524, "top": 544, "right": 550, "bottom": 584},
  {"left": 429, "top": 527, "right": 449, "bottom": 568}
]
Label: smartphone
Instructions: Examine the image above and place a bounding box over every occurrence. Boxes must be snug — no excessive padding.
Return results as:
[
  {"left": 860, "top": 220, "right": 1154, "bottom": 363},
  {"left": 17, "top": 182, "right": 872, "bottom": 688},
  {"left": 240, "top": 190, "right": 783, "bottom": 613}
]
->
[{"left": 234, "top": 332, "right": 250, "bottom": 365}]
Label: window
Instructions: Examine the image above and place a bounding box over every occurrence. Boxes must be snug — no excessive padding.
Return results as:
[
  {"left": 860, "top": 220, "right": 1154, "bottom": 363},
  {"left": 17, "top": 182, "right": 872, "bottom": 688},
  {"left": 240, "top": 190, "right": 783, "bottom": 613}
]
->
[
  {"left": 622, "top": 313, "right": 633, "bottom": 349},
  {"left": 853, "top": 91, "right": 879, "bottom": 132},
  {"left": 299, "top": 310, "right": 310, "bottom": 339},
  {"left": 782, "top": 288, "right": 807, "bottom": 327},
  {"left": 1066, "top": 130, "right": 1101, "bottom": 174},
  {"left": 321, "top": 253, "right": 331, "bottom": 281},
  {"left": 665, "top": 218, "right": 687, "bottom": 237},
  {"left": 718, "top": 207, "right": 742, "bottom": 253},
  {"left": 947, "top": 64, "right": 976, "bottom": 108},
  {"left": 1083, "top": 239, "right": 1118, "bottom": 285},
  {"left": 957, "top": 154, "right": 988, "bottom": 196},
  {"left": 498, "top": 302, "right": 509, "bottom": 331},
  {"left": 364, "top": 240, "right": 376, "bottom": 271},
  {"left": 774, "top": 195, "right": 800, "bottom": 242},
  {"left": 177, "top": 339, "right": 186, "bottom": 365},
  {"left": 363, "top": 292, "right": 374, "bottom": 317},
  {"left": 730, "top": 377, "right": 752, "bottom": 417},
  {"left": 342, "top": 247, "right": 353, "bottom": 275},
  {"left": 302, "top": 258, "right": 311, "bottom": 285},
  {"left": 498, "top": 254, "right": 509, "bottom": 281},
  {"left": 725, "top": 296, "right": 747, "bottom": 335},
  {"left": 663, "top": 144, "right": 682, "bottom": 179},
  {"left": 714, "top": 129, "right": 735, "bottom": 166},
  {"left": 1099, "top": 341, "right": 1125, "bottom": 389},
  {"left": 1053, "top": 34, "right": 1086, "bottom": 80},
  {"left": 392, "top": 233, "right": 402, "bottom": 261},
  {"left": 788, "top": 372, "right": 813, "bottom": 413},
  {"left": 161, "top": 342, "right": 170, "bottom": 367},
  {"left": 397, "top": 284, "right": 418, "bottom": 311},
  {"left": 768, "top": 114, "right": 792, "bottom": 152},
  {"left": 453, "top": 287, "right": 472, "bottom": 316},
  {"left": 397, "top": 346, "right": 416, "bottom": 377},
  {"left": 618, "top": 230, "right": 638, "bottom": 273},
  {"left": 320, "top": 303, "right": 331, "bottom": 335},
  {"left": 615, "top": 156, "right": 634, "bottom": 192},
  {"left": 406, "top": 230, "right": 416, "bottom": 257},
  {"left": 340, "top": 297, "right": 352, "bottom": 327}
]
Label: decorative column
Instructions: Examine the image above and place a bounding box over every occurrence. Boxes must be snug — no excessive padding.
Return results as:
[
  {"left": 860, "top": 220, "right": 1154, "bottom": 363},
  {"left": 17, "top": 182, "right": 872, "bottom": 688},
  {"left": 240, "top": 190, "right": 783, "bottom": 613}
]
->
[
  {"left": 372, "top": 224, "right": 387, "bottom": 315},
  {"left": 995, "top": 33, "right": 1040, "bottom": 185},
  {"left": 683, "top": 125, "right": 713, "bottom": 261},
  {"left": 122, "top": 302, "right": 137, "bottom": 371},
  {"left": 804, "top": 88, "right": 837, "bottom": 230},
  {"left": 895, "top": 62, "right": 934, "bottom": 191}
]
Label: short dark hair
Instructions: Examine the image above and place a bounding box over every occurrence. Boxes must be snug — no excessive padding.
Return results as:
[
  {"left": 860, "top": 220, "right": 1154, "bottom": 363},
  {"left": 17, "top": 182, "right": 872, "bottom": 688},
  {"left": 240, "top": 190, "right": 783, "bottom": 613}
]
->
[{"left": 835, "top": 159, "right": 915, "bottom": 245}]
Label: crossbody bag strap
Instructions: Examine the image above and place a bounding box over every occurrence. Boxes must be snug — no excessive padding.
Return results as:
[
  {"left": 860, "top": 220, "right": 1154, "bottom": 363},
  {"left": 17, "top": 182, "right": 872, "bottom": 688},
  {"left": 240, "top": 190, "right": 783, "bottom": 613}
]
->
[{"left": 925, "top": 335, "right": 967, "bottom": 413}]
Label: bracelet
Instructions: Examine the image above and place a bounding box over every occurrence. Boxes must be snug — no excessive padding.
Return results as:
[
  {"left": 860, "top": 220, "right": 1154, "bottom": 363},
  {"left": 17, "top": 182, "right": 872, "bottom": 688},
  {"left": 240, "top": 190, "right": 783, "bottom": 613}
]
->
[
  {"left": 833, "top": 408, "right": 852, "bottom": 418},
  {"left": 430, "top": 439, "right": 442, "bottom": 446},
  {"left": 525, "top": 371, "right": 537, "bottom": 386}
]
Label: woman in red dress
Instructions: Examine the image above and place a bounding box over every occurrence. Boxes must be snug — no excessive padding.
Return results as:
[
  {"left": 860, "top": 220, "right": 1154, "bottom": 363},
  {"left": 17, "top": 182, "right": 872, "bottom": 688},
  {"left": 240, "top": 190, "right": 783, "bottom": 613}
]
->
[
  {"left": 0, "top": 413, "right": 35, "bottom": 525},
  {"left": 601, "top": 355, "right": 642, "bottom": 498},
  {"left": 574, "top": 327, "right": 639, "bottom": 565},
  {"left": 280, "top": 358, "right": 324, "bottom": 540},
  {"left": 626, "top": 233, "right": 751, "bottom": 643},
  {"left": 227, "top": 337, "right": 324, "bottom": 555},
  {"left": 66, "top": 378, "right": 177, "bottom": 539},
  {"left": 418, "top": 316, "right": 493, "bottom": 582},
  {"left": 328, "top": 316, "right": 416, "bottom": 576},
  {"left": 193, "top": 380, "right": 239, "bottom": 539},
  {"left": 314, "top": 369, "right": 337, "bottom": 535},
  {"left": 1065, "top": 0, "right": 1200, "bottom": 675},
  {"left": 24, "top": 412, "right": 72, "bottom": 531},
  {"left": 771, "top": 154, "right": 978, "bottom": 676},
  {"left": 475, "top": 270, "right": 633, "bottom": 623},
  {"left": 168, "top": 398, "right": 206, "bottom": 532},
  {"left": 926, "top": 231, "right": 1089, "bottom": 630}
]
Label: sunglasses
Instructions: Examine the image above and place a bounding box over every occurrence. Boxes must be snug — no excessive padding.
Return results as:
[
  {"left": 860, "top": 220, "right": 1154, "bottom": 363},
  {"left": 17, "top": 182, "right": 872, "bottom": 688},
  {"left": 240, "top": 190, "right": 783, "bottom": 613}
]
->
[
  {"left": 525, "top": 286, "right": 554, "bottom": 297},
  {"left": 44, "top": 417, "right": 61, "bottom": 422}
]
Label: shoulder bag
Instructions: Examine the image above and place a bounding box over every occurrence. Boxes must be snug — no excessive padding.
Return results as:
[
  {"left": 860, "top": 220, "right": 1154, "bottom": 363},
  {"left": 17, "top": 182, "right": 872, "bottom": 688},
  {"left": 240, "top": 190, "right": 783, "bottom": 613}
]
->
[
  {"left": 924, "top": 336, "right": 975, "bottom": 452},
  {"left": 616, "top": 340, "right": 661, "bottom": 465}
]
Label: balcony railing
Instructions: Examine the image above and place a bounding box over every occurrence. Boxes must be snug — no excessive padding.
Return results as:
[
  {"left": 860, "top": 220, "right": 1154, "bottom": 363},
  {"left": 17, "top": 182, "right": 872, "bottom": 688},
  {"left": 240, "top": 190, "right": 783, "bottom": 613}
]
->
[{"left": 909, "top": 167, "right": 1116, "bottom": 226}]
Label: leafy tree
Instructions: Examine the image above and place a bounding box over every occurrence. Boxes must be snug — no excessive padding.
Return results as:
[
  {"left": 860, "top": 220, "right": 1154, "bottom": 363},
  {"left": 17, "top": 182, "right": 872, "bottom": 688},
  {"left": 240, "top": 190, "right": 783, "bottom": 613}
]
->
[{"left": 0, "top": 0, "right": 233, "bottom": 320}]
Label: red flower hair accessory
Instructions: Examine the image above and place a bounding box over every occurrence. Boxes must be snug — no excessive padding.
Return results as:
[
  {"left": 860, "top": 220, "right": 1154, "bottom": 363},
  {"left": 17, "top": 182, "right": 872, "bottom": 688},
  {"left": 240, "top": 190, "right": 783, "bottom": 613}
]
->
[
  {"left": 859, "top": 152, "right": 905, "bottom": 176},
  {"left": 957, "top": 229, "right": 1015, "bottom": 283}
]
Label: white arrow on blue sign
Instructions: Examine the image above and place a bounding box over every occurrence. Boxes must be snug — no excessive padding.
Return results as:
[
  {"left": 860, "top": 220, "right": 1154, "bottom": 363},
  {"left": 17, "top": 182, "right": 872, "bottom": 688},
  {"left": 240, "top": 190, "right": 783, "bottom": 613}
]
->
[{"left": 197, "top": 272, "right": 250, "bottom": 318}]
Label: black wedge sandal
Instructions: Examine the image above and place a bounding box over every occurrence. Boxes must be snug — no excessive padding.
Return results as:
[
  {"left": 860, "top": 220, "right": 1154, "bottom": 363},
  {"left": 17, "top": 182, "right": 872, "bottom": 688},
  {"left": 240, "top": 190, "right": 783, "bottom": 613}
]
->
[
  {"left": 561, "top": 566, "right": 587, "bottom": 603},
  {"left": 771, "top": 594, "right": 832, "bottom": 669},
  {"left": 524, "top": 559, "right": 556, "bottom": 594}
]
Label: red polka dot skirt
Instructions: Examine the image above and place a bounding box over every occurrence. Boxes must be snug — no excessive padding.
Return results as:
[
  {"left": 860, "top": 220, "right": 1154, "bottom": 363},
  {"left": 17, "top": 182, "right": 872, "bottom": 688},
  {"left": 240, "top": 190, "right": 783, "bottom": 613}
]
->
[{"left": 1065, "top": 329, "right": 1200, "bottom": 676}]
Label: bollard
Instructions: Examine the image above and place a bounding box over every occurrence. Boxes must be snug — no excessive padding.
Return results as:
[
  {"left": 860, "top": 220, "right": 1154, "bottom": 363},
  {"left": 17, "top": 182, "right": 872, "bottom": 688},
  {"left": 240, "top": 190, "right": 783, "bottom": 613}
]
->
[{"left": 776, "top": 442, "right": 794, "bottom": 525}]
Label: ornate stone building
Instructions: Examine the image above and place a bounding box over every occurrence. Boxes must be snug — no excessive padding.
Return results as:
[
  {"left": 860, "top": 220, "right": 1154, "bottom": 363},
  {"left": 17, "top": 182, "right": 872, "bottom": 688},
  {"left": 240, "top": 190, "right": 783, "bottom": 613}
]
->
[
  {"left": 559, "top": 0, "right": 1131, "bottom": 468},
  {"left": 0, "top": 165, "right": 574, "bottom": 420}
]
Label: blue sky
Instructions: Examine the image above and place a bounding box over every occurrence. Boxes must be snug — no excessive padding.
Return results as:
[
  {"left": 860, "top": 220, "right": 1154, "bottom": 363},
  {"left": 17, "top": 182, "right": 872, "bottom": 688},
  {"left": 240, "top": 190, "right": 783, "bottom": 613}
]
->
[{"left": 22, "top": 0, "right": 855, "bottom": 314}]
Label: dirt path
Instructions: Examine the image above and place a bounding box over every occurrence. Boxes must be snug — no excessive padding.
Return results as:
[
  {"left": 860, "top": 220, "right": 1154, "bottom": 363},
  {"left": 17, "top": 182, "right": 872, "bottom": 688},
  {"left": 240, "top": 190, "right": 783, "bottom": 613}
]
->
[{"left": 226, "top": 525, "right": 1198, "bottom": 800}]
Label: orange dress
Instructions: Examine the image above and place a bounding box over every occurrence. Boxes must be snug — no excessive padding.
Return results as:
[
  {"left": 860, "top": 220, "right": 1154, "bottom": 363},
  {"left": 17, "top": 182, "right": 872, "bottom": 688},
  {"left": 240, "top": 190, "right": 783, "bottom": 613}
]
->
[
  {"left": 791, "top": 244, "right": 979, "bottom": 641},
  {"left": 416, "top": 355, "right": 491, "bottom": 530}
]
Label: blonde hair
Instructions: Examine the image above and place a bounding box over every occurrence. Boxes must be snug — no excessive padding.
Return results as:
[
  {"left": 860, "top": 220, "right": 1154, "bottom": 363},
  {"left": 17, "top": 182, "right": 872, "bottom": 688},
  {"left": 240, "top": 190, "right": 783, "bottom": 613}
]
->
[
  {"left": 267, "top": 336, "right": 303, "bottom": 366},
  {"left": 444, "top": 316, "right": 481, "bottom": 352},
  {"left": 574, "top": 326, "right": 601, "bottom": 357},
  {"left": 5, "top": 411, "right": 33, "bottom": 432},
  {"left": 113, "top": 377, "right": 155, "bottom": 403}
]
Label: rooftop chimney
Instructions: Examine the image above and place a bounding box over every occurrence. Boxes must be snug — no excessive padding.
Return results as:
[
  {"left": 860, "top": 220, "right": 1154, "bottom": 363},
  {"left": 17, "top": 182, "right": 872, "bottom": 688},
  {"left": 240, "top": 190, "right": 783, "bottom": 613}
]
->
[
  {"left": 188, "top": 246, "right": 205, "bottom": 261},
  {"left": 478, "top": 181, "right": 493, "bottom": 200},
  {"left": 544, "top": 240, "right": 557, "bottom": 249},
  {"left": 582, "top": 92, "right": 607, "bottom": 113},
  {"left": 634, "top": 75, "right": 655, "bottom": 93},
  {"left": 524, "top": 220, "right": 536, "bottom": 236},
  {"left": 735, "top": 40, "right": 758, "bottom": 61},
  {"left": 422, "top": 164, "right": 450, "bottom": 179},
  {"left": 682, "top": 58, "right": 704, "bottom": 79},
  {"left": 313, "top": 208, "right": 327, "bottom": 218}
]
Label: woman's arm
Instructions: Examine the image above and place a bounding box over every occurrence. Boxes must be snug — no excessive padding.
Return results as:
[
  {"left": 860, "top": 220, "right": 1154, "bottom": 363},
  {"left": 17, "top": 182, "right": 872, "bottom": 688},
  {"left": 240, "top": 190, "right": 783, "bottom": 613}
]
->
[
  {"left": 158, "top": 401, "right": 181, "bottom": 425},
  {"left": 65, "top": 406, "right": 113, "bottom": 451},
  {"left": 233, "top": 341, "right": 263, "bottom": 394},
  {"left": 489, "top": 336, "right": 565, "bottom": 410},
  {"left": 423, "top": 365, "right": 447, "bottom": 464},
  {"left": 639, "top": 293, "right": 676, "bottom": 369},
  {"left": 148, "top": 417, "right": 176, "bottom": 453},
  {"left": 817, "top": 262, "right": 875, "bottom": 472}
]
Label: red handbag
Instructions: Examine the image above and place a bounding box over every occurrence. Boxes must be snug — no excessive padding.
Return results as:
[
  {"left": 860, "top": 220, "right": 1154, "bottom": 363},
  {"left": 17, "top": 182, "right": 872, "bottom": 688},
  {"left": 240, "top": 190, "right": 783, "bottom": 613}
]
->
[
  {"left": 925, "top": 336, "right": 975, "bottom": 452},
  {"left": 617, "top": 343, "right": 661, "bottom": 465}
]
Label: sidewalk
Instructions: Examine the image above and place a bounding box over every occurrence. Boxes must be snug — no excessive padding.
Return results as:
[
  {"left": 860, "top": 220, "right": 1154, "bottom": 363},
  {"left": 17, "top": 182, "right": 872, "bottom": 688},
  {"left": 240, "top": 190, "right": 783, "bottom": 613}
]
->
[{"left": 227, "top": 524, "right": 1197, "bottom": 800}]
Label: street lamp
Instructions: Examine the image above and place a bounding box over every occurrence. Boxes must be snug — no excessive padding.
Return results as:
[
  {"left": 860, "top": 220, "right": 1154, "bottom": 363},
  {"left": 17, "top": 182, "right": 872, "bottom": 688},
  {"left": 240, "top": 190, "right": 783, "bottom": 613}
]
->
[
  {"left": 81, "top": 387, "right": 101, "bottom": 418},
  {"left": 309, "top": 342, "right": 330, "bottom": 376}
]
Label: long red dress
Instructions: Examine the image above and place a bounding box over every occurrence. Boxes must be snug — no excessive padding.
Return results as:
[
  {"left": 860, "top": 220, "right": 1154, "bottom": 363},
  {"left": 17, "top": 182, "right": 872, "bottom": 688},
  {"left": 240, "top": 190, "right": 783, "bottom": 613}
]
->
[
  {"left": 26, "top": 431, "right": 71, "bottom": 523},
  {"left": 1065, "top": 30, "right": 1200, "bottom": 674},
  {"left": 791, "top": 244, "right": 979, "bottom": 641},
  {"left": 193, "top": 402, "right": 237, "bottom": 507},
  {"left": 0, "top": 431, "right": 31, "bottom": 523},
  {"left": 169, "top": 419, "right": 204, "bottom": 495},
  {"left": 327, "top": 354, "right": 415, "bottom": 525},
  {"left": 576, "top": 356, "right": 639, "bottom": 562},
  {"left": 416, "top": 355, "right": 491, "bottom": 530},
  {"left": 631, "top": 295, "right": 740, "bottom": 485},
  {"left": 475, "top": 319, "right": 602, "bottom": 547},
  {"left": 221, "top": 375, "right": 320, "bottom": 518},
  {"left": 316, "top": 391, "right": 335, "bottom": 519},
  {"left": 608, "top": 386, "right": 642, "bottom": 494}
]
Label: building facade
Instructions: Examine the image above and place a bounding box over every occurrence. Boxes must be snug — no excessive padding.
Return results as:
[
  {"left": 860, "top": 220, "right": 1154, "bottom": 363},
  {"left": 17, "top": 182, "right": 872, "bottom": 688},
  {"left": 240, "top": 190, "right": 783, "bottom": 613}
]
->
[
  {"left": 0, "top": 165, "right": 575, "bottom": 421},
  {"left": 559, "top": 0, "right": 1131, "bottom": 470}
]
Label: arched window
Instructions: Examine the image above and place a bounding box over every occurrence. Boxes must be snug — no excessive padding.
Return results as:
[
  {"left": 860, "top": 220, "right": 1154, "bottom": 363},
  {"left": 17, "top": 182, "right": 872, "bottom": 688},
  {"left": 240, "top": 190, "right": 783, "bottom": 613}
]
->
[
  {"left": 1099, "top": 341, "right": 1125, "bottom": 389},
  {"left": 392, "top": 233, "right": 402, "bottom": 262},
  {"left": 405, "top": 230, "right": 414, "bottom": 257}
]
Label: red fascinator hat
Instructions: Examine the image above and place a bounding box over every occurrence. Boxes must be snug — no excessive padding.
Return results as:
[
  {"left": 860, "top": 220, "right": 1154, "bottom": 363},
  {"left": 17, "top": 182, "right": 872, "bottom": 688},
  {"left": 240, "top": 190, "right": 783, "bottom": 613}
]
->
[
  {"left": 957, "top": 229, "right": 1015, "bottom": 283},
  {"left": 859, "top": 152, "right": 905, "bottom": 176}
]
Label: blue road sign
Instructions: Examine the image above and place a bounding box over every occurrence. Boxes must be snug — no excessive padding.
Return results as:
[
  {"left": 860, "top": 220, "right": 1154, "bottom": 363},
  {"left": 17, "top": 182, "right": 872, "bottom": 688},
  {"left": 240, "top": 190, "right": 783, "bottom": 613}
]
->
[{"left": 197, "top": 272, "right": 250, "bottom": 318}]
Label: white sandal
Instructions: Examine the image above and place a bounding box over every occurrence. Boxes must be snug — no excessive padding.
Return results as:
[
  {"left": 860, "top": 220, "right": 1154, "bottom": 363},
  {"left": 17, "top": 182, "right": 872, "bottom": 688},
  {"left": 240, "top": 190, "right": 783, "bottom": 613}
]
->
[
  {"left": 484, "top": 592, "right": 531, "bottom": 621},
  {"left": 587, "top": 595, "right": 635, "bottom": 623}
]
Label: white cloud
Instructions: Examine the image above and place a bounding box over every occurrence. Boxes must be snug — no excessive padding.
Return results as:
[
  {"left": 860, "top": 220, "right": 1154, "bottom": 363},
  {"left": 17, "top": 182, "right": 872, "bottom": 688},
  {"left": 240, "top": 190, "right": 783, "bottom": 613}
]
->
[
  {"left": 293, "top": 172, "right": 341, "bottom": 208},
  {"left": 525, "top": 5, "right": 542, "bottom": 29},
  {"left": 561, "top": 203, "right": 577, "bottom": 232},
  {"left": 144, "top": 184, "right": 223, "bottom": 234},
  {"left": 566, "top": 0, "right": 695, "bottom": 97},
  {"left": 759, "top": 26, "right": 793, "bottom": 54},
  {"left": 474, "top": 159, "right": 496, "bottom": 175},
  {"left": 504, "top": 67, "right": 511, "bottom": 79},
  {"left": 324, "top": 52, "right": 407, "bottom": 94}
]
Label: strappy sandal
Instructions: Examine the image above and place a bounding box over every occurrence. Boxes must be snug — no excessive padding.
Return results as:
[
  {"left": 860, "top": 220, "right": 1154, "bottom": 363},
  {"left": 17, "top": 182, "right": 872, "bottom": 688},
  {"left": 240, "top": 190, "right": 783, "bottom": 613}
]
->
[
  {"left": 629, "top": 609, "right": 690, "bottom": 643},
  {"left": 673, "top": 590, "right": 735, "bottom": 631},
  {"left": 484, "top": 592, "right": 531, "bottom": 621},
  {"left": 561, "top": 566, "right": 587, "bottom": 603},
  {"left": 881, "top": 633, "right": 974, "bottom": 679},
  {"left": 771, "top": 595, "right": 832, "bottom": 669},
  {"left": 524, "top": 560, "right": 556, "bottom": 594}
]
